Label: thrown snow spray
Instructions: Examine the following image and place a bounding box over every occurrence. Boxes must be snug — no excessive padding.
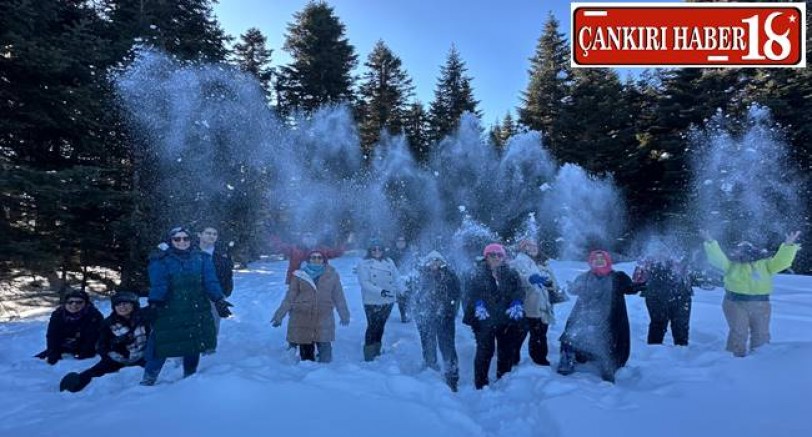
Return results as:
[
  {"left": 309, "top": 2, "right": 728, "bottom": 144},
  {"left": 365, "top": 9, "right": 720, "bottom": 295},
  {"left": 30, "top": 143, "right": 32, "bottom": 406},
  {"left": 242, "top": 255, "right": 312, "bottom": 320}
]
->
[
  {"left": 690, "top": 106, "right": 805, "bottom": 249},
  {"left": 113, "top": 49, "right": 627, "bottom": 264},
  {"left": 546, "top": 164, "right": 627, "bottom": 260}
]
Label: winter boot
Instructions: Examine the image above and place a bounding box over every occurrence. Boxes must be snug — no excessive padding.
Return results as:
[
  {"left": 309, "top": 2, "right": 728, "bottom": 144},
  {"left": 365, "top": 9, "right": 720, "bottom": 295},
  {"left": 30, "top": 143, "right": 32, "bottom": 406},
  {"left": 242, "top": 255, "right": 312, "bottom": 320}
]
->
[
  {"left": 363, "top": 344, "right": 377, "bottom": 362},
  {"left": 59, "top": 372, "right": 91, "bottom": 393},
  {"left": 139, "top": 374, "right": 157, "bottom": 386},
  {"left": 557, "top": 344, "right": 576, "bottom": 376},
  {"left": 373, "top": 342, "right": 383, "bottom": 358},
  {"left": 445, "top": 373, "right": 459, "bottom": 393}
]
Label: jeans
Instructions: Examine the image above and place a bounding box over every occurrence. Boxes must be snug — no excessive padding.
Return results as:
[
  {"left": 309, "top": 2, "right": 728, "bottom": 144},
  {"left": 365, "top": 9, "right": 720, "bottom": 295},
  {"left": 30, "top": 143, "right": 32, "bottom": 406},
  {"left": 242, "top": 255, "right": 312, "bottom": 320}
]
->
[{"left": 142, "top": 333, "right": 200, "bottom": 382}]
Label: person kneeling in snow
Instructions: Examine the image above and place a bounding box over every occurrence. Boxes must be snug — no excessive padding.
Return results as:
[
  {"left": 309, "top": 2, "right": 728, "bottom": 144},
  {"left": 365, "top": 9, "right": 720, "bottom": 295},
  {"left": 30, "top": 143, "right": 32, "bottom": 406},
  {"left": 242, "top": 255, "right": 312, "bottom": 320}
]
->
[
  {"left": 36, "top": 289, "right": 103, "bottom": 365},
  {"left": 59, "top": 291, "right": 149, "bottom": 392},
  {"left": 413, "top": 251, "right": 461, "bottom": 391},
  {"left": 272, "top": 250, "right": 350, "bottom": 362},
  {"left": 701, "top": 230, "right": 801, "bottom": 357},
  {"left": 557, "top": 250, "right": 638, "bottom": 383},
  {"left": 462, "top": 243, "right": 524, "bottom": 390}
]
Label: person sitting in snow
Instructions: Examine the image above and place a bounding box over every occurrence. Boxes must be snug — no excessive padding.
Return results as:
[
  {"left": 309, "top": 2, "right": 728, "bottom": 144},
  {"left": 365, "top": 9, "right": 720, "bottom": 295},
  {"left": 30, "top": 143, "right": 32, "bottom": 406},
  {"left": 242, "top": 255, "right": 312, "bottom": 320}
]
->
[
  {"left": 700, "top": 230, "right": 801, "bottom": 357},
  {"left": 413, "top": 250, "right": 461, "bottom": 391},
  {"left": 510, "top": 238, "right": 556, "bottom": 366},
  {"left": 557, "top": 250, "right": 638, "bottom": 383},
  {"left": 59, "top": 291, "right": 149, "bottom": 392},
  {"left": 36, "top": 288, "right": 103, "bottom": 365},
  {"left": 632, "top": 247, "right": 695, "bottom": 346},
  {"left": 357, "top": 237, "right": 405, "bottom": 361},
  {"left": 271, "top": 231, "right": 345, "bottom": 286},
  {"left": 462, "top": 243, "right": 524, "bottom": 389},
  {"left": 271, "top": 250, "right": 350, "bottom": 363},
  {"left": 140, "top": 226, "right": 233, "bottom": 386}
]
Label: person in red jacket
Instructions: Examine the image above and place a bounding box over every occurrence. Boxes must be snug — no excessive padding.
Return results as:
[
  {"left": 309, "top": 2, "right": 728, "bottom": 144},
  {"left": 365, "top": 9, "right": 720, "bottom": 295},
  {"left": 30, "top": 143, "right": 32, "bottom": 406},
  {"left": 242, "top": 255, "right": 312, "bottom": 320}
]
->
[{"left": 272, "top": 232, "right": 346, "bottom": 285}]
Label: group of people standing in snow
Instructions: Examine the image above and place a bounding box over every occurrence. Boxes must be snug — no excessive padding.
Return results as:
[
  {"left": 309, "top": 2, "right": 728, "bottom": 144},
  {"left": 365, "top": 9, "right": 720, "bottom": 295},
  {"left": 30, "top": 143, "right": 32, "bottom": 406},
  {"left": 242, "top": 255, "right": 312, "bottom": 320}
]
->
[{"left": 39, "top": 223, "right": 801, "bottom": 393}]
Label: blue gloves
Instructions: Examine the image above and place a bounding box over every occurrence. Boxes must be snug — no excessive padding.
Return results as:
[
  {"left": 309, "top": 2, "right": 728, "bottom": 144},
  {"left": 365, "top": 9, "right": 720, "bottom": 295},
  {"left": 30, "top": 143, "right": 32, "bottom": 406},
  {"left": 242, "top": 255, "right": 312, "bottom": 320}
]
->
[
  {"left": 529, "top": 273, "right": 552, "bottom": 288},
  {"left": 474, "top": 300, "right": 490, "bottom": 320},
  {"left": 506, "top": 300, "right": 524, "bottom": 320}
]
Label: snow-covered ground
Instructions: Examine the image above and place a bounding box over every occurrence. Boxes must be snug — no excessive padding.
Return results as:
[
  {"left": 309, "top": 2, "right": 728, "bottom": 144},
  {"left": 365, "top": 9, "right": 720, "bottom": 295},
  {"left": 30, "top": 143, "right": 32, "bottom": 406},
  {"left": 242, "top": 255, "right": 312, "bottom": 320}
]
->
[{"left": 1, "top": 256, "right": 810, "bottom": 437}]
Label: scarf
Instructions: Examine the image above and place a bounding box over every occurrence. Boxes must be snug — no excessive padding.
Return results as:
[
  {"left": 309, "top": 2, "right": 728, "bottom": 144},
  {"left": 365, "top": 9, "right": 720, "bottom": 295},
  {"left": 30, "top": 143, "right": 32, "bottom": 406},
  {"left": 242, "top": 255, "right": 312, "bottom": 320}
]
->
[{"left": 303, "top": 263, "right": 325, "bottom": 283}]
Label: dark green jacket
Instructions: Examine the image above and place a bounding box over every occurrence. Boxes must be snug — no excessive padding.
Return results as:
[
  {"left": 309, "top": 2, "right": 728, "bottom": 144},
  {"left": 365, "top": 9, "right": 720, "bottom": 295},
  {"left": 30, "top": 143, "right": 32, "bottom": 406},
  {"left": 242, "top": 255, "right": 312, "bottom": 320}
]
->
[{"left": 148, "top": 248, "right": 224, "bottom": 358}]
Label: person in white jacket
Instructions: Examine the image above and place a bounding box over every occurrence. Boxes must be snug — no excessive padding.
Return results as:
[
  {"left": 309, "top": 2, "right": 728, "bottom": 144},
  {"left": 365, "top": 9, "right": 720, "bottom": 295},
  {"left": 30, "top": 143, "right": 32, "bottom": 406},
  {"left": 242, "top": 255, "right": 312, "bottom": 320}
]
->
[
  {"left": 510, "top": 238, "right": 555, "bottom": 366},
  {"left": 357, "top": 238, "right": 405, "bottom": 361}
]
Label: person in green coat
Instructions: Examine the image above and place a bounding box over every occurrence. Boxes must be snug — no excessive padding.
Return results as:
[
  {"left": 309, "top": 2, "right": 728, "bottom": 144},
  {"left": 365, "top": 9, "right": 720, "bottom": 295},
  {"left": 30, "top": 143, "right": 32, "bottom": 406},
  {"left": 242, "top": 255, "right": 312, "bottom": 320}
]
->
[
  {"left": 140, "top": 226, "right": 234, "bottom": 386},
  {"left": 701, "top": 230, "right": 801, "bottom": 357}
]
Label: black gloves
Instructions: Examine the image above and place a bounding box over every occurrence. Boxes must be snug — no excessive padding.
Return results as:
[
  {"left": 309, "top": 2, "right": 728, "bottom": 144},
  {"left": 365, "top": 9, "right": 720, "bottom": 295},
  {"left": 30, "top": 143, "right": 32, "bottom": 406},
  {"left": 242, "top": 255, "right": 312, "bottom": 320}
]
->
[
  {"left": 380, "top": 289, "right": 395, "bottom": 298},
  {"left": 215, "top": 299, "right": 233, "bottom": 318}
]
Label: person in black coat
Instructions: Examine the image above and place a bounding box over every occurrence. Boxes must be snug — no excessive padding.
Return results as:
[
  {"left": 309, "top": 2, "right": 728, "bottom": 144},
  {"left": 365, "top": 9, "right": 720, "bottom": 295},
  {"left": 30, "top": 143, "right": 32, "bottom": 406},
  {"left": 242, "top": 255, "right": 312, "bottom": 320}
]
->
[
  {"left": 36, "top": 289, "right": 103, "bottom": 365},
  {"left": 198, "top": 225, "right": 234, "bottom": 297},
  {"left": 198, "top": 225, "right": 234, "bottom": 346},
  {"left": 59, "top": 291, "right": 150, "bottom": 392},
  {"left": 462, "top": 243, "right": 525, "bottom": 389},
  {"left": 632, "top": 253, "right": 694, "bottom": 346},
  {"left": 557, "top": 250, "right": 639, "bottom": 383},
  {"left": 413, "top": 250, "right": 461, "bottom": 391}
]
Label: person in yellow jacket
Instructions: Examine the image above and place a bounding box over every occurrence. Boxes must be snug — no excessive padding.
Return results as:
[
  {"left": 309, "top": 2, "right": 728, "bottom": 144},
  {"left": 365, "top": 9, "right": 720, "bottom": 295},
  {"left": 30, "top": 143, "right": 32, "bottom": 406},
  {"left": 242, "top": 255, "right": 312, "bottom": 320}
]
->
[{"left": 700, "top": 230, "right": 801, "bottom": 357}]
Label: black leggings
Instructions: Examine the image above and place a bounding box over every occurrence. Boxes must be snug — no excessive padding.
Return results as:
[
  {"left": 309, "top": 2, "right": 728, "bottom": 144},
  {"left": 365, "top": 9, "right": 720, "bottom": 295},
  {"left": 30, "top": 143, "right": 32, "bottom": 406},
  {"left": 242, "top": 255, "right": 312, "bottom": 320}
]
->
[
  {"left": 516, "top": 317, "right": 549, "bottom": 365},
  {"left": 364, "top": 304, "right": 394, "bottom": 346}
]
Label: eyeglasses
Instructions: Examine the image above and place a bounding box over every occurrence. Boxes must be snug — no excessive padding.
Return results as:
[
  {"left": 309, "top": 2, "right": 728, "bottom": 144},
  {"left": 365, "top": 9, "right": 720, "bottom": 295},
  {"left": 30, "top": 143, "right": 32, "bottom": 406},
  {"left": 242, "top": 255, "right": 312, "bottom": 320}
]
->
[
  {"left": 172, "top": 236, "right": 191, "bottom": 242},
  {"left": 486, "top": 253, "right": 505, "bottom": 259},
  {"left": 66, "top": 300, "right": 85, "bottom": 306},
  {"left": 370, "top": 247, "right": 383, "bottom": 252},
  {"left": 309, "top": 255, "right": 324, "bottom": 260}
]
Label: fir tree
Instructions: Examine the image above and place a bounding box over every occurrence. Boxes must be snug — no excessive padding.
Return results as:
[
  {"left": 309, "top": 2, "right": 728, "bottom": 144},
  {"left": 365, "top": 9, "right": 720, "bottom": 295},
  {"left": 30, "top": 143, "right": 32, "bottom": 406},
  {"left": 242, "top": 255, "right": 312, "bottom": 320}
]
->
[
  {"left": 427, "top": 45, "right": 480, "bottom": 144},
  {"left": 518, "top": 12, "right": 570, "bottom": 150},
  {"left": 231, "top": 27, "right": 274, "bottom": 99},
  {"left": 357, "top": 40, "right": 415, "bottom": 155},
  {"left": 276, "top": 1, "right": 358, "bottom": 114},
  {"left": 403, "top": 101, "right": 430, "bottom": 163},
  {"left": 105, "top": 0, "right": 230, "bottom": 62}
]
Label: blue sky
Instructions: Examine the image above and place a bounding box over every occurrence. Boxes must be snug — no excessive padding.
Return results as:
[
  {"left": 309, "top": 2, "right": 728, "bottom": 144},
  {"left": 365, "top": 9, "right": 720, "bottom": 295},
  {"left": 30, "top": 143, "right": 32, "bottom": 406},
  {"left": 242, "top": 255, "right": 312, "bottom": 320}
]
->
[{"left": 213, "top": 1, "right": 633, "bottom": 125}]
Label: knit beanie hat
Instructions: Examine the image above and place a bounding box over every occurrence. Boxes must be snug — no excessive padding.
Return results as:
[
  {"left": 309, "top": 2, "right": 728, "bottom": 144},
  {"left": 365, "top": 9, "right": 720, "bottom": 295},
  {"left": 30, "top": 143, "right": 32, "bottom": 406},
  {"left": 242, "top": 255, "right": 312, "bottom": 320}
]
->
[{"left": 483, "top": 243, "right": 507, "bottom": 257}]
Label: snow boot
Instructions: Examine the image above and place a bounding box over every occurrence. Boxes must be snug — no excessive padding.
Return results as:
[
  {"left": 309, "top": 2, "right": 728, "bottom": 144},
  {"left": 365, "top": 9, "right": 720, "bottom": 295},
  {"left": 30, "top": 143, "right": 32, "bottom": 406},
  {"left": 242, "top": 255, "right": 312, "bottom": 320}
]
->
[
  {"left": 557, "top": 345, "right": 576, "bottom": 376},
  {"left": 363, "top": 344, "right": 377, "bottom": 362},
  {"left": 59, "top": 372, "right": 90, "bottom": 393},
  {"left": 445, "top": 373, "right": 459, "bottom": 392}
]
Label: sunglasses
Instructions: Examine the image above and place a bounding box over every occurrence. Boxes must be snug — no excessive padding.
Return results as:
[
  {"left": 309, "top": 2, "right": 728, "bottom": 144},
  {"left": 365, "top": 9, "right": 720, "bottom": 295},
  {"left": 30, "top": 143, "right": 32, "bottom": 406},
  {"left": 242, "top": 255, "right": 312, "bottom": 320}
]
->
[
  {"left": 486, "top": 253, "right": 505, "bottom": 259},
  {"left": 66, "top": 300, "right": 85, "bottom": 305},
  {"left": 309, "top": 255, "right": 324, "bottom": 260},
  {"left": 370, "top": 247, "right": 383, "bottom": 252},
  {"left": 172, "top": 236, "right": 191, "bottom": 242}
]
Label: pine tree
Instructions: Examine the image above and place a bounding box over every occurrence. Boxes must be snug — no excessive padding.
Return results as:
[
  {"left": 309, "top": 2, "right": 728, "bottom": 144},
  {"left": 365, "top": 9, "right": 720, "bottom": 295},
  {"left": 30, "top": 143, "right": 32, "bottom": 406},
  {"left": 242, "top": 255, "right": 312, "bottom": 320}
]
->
[
  {"left": 276, "top": 1, "right": 358, "bottom": 114},
  {"left": 556, "top": 68, "right": 629, "bottom": 174},
  {"left": 427, "top": 45, "right": 480, "bottom": 143},
  {"left": 0, "top": 0, "right": 132, "bottom": 287},
  {"left": 357, "top": 40, "right": 415, "bottom": 155},
  {"left": 489, "top": 112, "right": 517, "bottom": 151},
  {"left": 105, "top": 0, "right": 230, "bottom": 62},
  {"left": 403, "top": 101, "right": 429, "bottom": 163},
  {"left": 231, "top": 27, "right": 274, "bottom": 99},
  {"left": 518, "top": 12, "right": 570, "bottom": 150}
]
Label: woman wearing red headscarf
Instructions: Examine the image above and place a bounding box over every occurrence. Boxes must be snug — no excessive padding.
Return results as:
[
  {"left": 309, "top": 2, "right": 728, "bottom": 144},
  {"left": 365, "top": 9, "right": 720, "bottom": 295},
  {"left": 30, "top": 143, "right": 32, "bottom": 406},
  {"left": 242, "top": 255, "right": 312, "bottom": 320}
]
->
[{"left": 557, "top": 250, "right": 638, "bottom": 382}]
